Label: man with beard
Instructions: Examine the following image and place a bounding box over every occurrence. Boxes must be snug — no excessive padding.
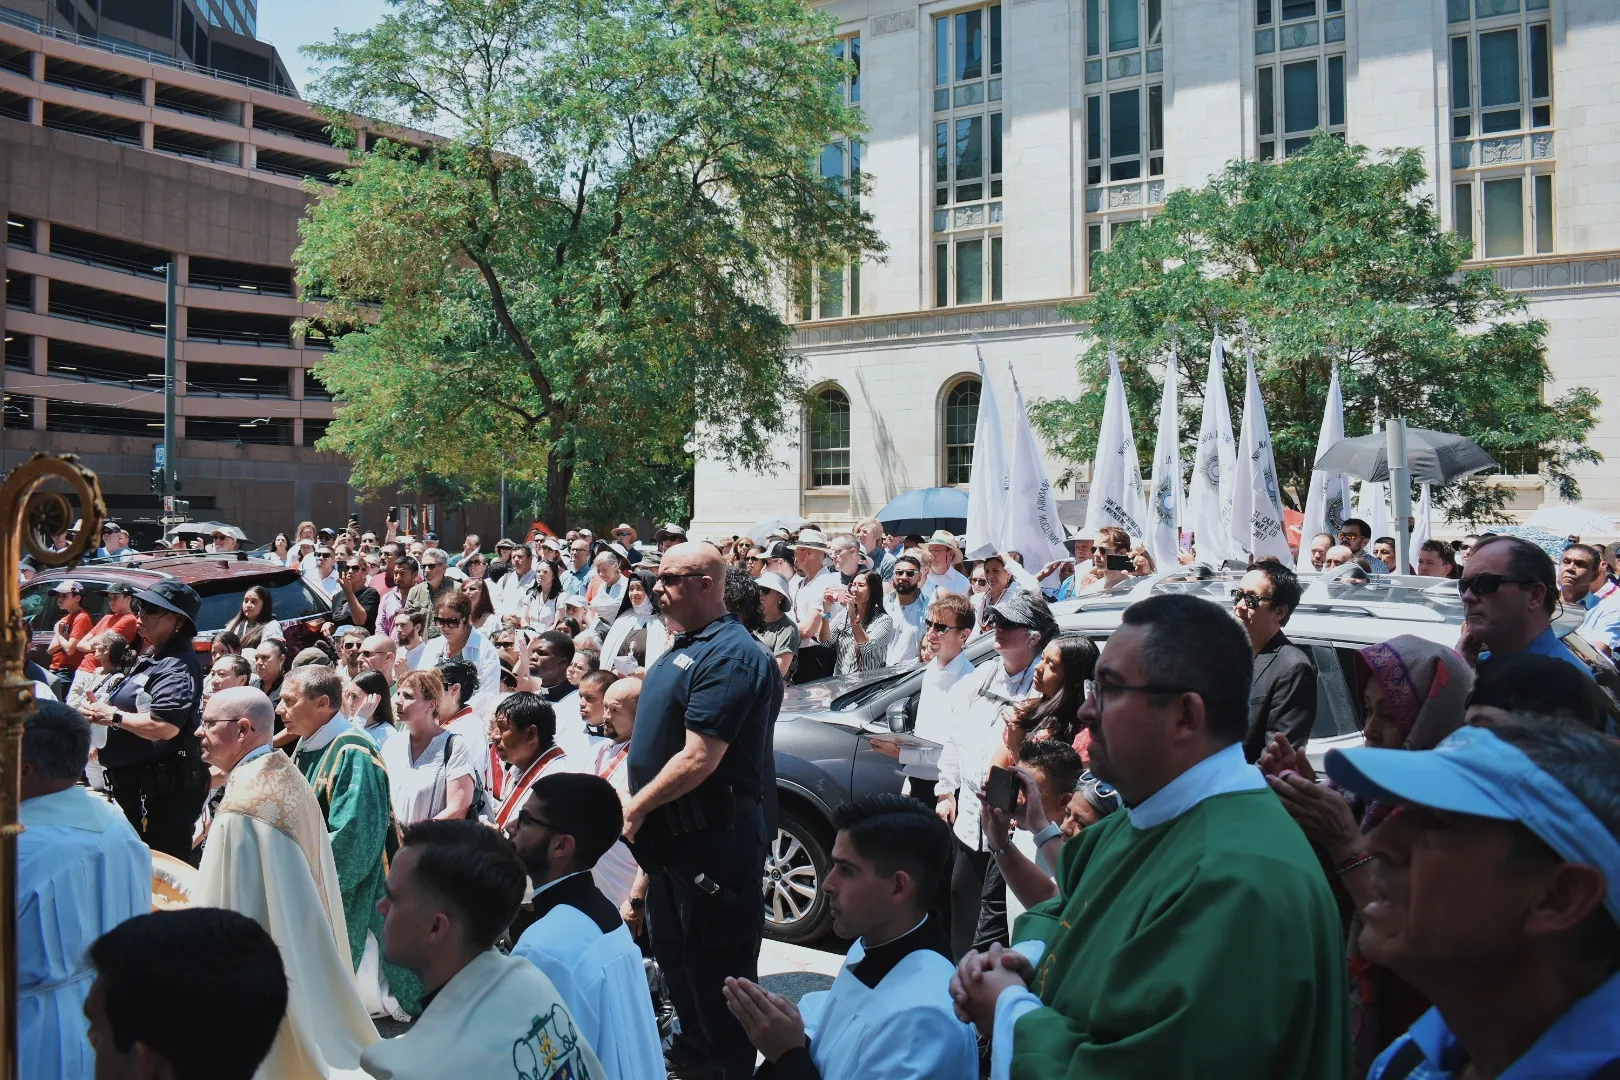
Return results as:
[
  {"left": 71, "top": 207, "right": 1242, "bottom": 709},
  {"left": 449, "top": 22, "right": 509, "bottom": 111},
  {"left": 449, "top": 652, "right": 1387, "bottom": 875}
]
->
[
  {"left": 509, "top": 772, "right": 665, "bottom": 1080},
  {"left": 949, "top": 595, "right": 1349, "bottom": 1079},
  {"left": 592, "top": 676, "right": 641, "bottom": 908},
  {"left": 884, "top": 554, "right": 927, "bottom": 665}
]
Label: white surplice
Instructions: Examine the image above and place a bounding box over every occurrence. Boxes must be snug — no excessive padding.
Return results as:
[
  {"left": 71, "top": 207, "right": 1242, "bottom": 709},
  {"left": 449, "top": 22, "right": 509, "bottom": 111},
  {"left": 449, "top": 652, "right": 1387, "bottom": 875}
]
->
[
  {"left": 18, "top": 786, "right": 150, "bottom": 1080},
  {"left": 195, "top": 746, "right": 379, "bottom": 1079},
  {"left": 360, "top": 950, "right": 606, "bottom": 1080},
  {"left": 511, "top": 873, "right": 665, "bottom": 1080},
  {"left": 794, "top": 922, "right": 977, "bottom": 1080}
]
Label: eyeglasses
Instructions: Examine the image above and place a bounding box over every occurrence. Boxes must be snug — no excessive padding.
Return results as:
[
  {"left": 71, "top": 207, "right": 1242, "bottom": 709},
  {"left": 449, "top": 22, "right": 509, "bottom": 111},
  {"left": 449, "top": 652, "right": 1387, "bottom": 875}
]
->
[
  {"left": 511, "top": 808, "right": 559, "bottom": 832},
  {"left": 344, "top": 564, "right": 363, "bottom": 573},
  {"left": 1230, "top": 589, "right": 1274, "bottom": 608},
  {"left": 924, "top": 618, "right": 970, "bottom": 634},
  {"left": 466, "top": 558, "right": 484, "bottom": 566},
  {"left": 892, "top": 569, "right": 920, "bottom": 578},
  {"left": 614, "top": 530, "right": 632, "bottom": 537},
  {"left": 1337, "top": 531, "right": 1364, "bottom": 542},
  {"left": 1086, "top": 681, "right": 1198, "bottom": 706},
  {"left": 342, "top": 640, "right": 363, "bottom": 651},
  {"left": 423, "top": 563, "right": 443, "bottom": 571},
  {"left": 1457, "top": 573, "right": 1536, "bottom": 597},
  {"left": 655, "top": 571, "right": 705, "bottom": 588},
  {"left": 435, "top": 616, "right": 465, "bottom": 627}
]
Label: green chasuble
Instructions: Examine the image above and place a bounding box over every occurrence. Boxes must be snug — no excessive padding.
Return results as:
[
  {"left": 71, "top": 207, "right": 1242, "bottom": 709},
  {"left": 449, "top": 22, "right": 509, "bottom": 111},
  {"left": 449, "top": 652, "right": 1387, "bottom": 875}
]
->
[
  {"left": 1009, "top": 788, "right": 1351, "bottom": 1080},
  {"left": 293, "top": 731, "right": 424, "bottom": 1016}
]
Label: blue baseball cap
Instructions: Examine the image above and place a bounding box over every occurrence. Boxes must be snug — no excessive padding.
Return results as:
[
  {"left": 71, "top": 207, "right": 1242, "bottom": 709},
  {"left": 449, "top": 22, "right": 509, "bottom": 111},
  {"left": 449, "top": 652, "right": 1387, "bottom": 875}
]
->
[{"left": 1326, "top": 726, "right": 1620, "bottom": 923}]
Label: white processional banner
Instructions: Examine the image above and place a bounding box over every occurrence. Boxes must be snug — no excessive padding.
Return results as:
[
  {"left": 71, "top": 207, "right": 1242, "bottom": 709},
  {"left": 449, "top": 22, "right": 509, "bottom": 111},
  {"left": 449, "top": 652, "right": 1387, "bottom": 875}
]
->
[
  {"left": 1082, "top": 348, "right": 1148, "bottom": 545},
  {"left": 1146, "top": 343, "right": 1184, "bottom": 569},
  {"left": 1298, "top": 366, "right": 1353, "bottom": 571},
  {"left": 1232, "top": 337, "right": 1294, "bottom": 562},
  {"left": 1187, "top": 329, "right": 1238, "bottom": 565},
  {"left": 1004, "top": 365, "right": 1072, "bottom": 566},
  {"left": 964, "top": 335, "right": 1009, "bottom": 560}
]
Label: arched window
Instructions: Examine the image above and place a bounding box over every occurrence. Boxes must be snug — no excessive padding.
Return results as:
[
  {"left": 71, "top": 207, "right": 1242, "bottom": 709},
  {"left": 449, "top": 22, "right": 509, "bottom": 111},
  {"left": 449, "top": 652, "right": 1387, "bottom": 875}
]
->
[
  {"left": 943, "top": 378, "right": 980, "bottom": 485},
  {"left": 808, "top": 386, "right": 851, "bottom": 487}
]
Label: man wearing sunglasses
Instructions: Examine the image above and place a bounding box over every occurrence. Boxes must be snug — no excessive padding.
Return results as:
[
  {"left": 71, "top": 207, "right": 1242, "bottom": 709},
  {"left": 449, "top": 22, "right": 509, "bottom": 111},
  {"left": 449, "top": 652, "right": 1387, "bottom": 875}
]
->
[
  {"left": 1233, "top": 563, "right": 1317, "bottom": 764},
  {"left": 897, "top": 592, "right": 977, "bottom": 804},
  {"left": 882, "top": 554, "right": 928, "bottom": 664},
  {"left": 950, "top": 594, "right": 1350, "bottom": 1078},
  {"left": 1457, "top": 535, "right": 1592, "bottom": 678}
]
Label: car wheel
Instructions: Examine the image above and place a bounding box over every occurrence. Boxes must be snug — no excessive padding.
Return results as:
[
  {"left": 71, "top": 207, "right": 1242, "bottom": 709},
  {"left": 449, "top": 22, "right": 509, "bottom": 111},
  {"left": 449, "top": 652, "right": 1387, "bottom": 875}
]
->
[{"left": 762, "top": 809, "right": 831, "bottom": 944}]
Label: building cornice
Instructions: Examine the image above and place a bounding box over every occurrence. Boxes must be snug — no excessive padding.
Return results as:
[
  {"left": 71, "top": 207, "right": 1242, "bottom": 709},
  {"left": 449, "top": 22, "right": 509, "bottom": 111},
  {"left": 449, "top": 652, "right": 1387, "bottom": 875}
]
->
[{"left": 789, "top": 250, "right": 1620, "bottom": 350}]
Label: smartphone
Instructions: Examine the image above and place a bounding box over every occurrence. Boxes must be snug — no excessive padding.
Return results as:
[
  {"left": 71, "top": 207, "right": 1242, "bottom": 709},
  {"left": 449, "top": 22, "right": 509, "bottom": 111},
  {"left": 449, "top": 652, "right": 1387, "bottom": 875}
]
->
[
  {"left": 985, "top": 765, "right": 1020, "bottom": 815},
  {"left": 386, "top": 506, "right": 398, "bottom": 522},
  {"left": 1105, "top": 553, "right": 1134, "bottom": 572}
]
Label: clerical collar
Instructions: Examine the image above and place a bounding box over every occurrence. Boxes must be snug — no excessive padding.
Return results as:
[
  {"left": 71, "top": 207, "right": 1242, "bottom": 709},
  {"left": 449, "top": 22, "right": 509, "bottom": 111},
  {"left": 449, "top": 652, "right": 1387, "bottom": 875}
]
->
[
  {"left": 541, "top": 683, "right": 573, "bottom": 704},
  {"left": 1127, "top": 741, "right": 1266, "bottom": 830},
  {"left": 530, "top": 870, "right": 621, "bottom": 935},
  {"left": 849, "top": 912, "right": 950, "bottom": 989},
  {"left": 238, "top": 743, "right": 274, "bottom": 767},
  {"left": 299, "top": 713, "right": 353, "bottom": 753}
]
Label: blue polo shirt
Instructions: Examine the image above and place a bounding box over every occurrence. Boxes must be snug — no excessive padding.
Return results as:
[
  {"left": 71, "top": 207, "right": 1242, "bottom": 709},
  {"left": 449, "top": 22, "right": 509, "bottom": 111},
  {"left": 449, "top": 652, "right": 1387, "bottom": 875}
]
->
[
  {"left": 1476, "top": 626, "right": 1595, "bottom": 680},
  {"left": 1368, "top": 969, "right": 1620, "bottom": 1080},
  {"left": 629, "top": 612, "right": 776, "bottom": 800}
]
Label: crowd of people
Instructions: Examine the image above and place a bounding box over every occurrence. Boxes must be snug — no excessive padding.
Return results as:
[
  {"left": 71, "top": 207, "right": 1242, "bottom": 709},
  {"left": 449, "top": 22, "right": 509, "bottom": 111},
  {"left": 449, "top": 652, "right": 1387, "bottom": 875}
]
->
[{"left": 14, "top": 508, "right": 1620, "bottom": 1080}]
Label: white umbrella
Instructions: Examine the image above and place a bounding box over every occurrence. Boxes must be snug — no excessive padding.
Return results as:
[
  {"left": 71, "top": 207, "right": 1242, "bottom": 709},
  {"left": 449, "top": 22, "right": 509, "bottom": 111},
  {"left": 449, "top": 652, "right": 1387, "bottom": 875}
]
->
[{"left": 1526, "top": 503, "right": 1617, "bottom": 537}]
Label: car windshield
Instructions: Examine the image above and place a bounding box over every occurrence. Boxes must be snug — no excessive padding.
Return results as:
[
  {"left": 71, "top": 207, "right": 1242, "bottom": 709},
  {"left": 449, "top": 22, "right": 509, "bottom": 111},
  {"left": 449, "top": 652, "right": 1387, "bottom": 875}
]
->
[
  {"left": 830, "top": 670, "right": 915, "bottom": 711},
  {"left": 22, "top": 574, "right": 328, "bottom": 635}
]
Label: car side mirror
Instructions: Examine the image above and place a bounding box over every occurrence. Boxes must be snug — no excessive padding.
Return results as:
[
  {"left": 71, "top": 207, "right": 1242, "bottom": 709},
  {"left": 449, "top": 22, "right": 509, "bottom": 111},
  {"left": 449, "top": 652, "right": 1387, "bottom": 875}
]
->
[{"left": 885, "top": 700, "right": 909, "bottom": 733}]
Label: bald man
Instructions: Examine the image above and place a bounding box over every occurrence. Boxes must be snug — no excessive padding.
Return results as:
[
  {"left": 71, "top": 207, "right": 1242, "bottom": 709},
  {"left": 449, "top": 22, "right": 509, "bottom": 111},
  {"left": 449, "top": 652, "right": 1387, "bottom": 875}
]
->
[
  {"left": 194, "top": 686, "right": 380, "bottom": 1075},
  {"left": 626, "top": 543, "right": 782, "bottom": 1078},
  {"left": 359, "top": 634, "right": 402, "bottom": 684},
  {"left": 594, "top": 677, "right": 641, "bottom": 909}
]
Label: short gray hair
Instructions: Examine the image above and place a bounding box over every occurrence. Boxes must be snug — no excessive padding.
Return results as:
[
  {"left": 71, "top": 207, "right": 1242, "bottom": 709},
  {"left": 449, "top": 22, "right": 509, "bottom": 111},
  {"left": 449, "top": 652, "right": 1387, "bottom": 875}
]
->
[
  {"left": 23, "top": 701, "right": 91, "bottom": 781},
  {"left": 283, "top": 665, "right": 343, "bottom": 710}
]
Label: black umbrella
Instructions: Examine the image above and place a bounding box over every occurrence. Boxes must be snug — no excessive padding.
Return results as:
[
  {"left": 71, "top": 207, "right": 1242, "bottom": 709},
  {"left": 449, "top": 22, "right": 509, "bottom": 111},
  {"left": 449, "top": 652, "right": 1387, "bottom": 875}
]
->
[{"left": 1313, "top": 427, "right": 1497, "bottom": 484}]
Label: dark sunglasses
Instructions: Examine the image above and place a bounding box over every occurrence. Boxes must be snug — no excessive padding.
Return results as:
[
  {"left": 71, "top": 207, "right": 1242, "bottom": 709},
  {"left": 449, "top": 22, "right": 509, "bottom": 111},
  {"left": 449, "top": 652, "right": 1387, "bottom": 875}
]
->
[
  {"left": 435, "top": 616, "right": 465, "bottom": 627},
  {"left": 655, "top": 571, "right": 704, "bottom": 588},
  {"left": 924, "top": 618, "right": 969, "bottom": 634},
  {"left": 983, "top": 611, "right": 1028, "bottom": 631},
  {"left": 1457, "top": 573, "right": 1536, "bottom": 597},
  {"left": 892, "top": 568, "right": 920, "bottom": 577},
  {"left": 1230, "top": 589, "right": 1274, "bottom": 608}
]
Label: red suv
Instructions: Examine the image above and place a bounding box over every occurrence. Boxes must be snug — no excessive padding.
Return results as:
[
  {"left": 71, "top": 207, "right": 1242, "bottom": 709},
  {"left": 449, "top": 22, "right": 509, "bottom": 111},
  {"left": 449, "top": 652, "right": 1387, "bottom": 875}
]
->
[{"left": 23, "top": 552, "right": 331, "bottom": 667}]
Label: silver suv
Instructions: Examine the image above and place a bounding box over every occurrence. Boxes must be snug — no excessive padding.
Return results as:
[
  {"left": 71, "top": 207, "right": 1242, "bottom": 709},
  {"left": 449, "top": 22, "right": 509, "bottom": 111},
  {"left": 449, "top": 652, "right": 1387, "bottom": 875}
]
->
[{"left": 764, "top": 566, "right": 1589, "bottom": 943}]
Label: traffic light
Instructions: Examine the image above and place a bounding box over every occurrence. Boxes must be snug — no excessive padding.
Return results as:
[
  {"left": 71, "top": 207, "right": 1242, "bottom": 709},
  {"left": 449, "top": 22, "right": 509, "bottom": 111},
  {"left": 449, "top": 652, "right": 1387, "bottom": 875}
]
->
[{"left": 150, "top": 466, "right": 164, "bottom": 493}]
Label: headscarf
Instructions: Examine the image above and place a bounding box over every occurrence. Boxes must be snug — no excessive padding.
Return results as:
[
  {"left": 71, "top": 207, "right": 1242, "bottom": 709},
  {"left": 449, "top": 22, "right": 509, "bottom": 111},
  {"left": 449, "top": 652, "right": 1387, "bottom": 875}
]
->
[
  {"left": 1344, "top": 634, "right": 1474, "bottom": 1075},
  {"left": 613, "top": 570, "right": 660, "bottom": 624}
]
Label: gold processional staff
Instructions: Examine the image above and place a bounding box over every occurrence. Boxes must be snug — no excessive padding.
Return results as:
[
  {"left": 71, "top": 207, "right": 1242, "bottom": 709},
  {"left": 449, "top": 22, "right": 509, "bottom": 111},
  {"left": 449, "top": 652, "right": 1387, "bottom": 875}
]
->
[{"left": 0, "top": 454, "right": 105, "bottom": 1080}]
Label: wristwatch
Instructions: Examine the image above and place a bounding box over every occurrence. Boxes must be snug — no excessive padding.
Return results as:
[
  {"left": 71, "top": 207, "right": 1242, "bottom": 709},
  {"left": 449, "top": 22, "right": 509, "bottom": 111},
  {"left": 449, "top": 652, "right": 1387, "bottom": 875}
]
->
[
  {"left": 628, "top": 897, "right": 645, "bottom": 910},
  {"left": 109, "top": 712, "right": 125, "bottom": 729},
  {"left": 1031, "top": 822, "right": 1063, "bottom": 848}
]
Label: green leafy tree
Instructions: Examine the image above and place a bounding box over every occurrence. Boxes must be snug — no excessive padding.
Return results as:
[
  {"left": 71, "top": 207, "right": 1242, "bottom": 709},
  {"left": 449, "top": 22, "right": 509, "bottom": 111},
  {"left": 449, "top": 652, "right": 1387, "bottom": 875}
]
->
[
  {"left": 1030, "top": 136, "right": 1600, "bottom": 524},
  {"left": 295, "top": 0, "right": 881, "bottom": 529}
]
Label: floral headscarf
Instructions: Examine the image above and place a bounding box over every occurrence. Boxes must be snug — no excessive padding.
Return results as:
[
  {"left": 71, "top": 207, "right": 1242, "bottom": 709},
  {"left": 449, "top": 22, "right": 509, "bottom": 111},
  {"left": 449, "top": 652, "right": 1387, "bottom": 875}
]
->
[{"left": 1355, "top": 635, "right": 1475, "bottom": 752}]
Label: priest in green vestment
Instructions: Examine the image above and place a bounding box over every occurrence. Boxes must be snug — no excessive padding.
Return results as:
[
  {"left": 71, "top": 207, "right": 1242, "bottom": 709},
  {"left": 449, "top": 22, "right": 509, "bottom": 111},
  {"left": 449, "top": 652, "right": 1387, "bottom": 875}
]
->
[
  {"left": 951, "top": 594, "right": 1352, "bottom": 1080},
  {"left": 279, "top": 665, "right": 424, "bottom": 1017}
]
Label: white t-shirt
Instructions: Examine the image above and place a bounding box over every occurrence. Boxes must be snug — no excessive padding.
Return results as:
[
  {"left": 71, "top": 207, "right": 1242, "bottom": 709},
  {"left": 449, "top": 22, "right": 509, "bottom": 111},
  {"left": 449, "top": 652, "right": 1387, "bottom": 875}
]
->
[
  {"left": 793, "top": 569, "right": 840, "bottom": 627},
  {"left": 921, "top": 568, "right": 971, "bottom": 602},
  {"left": 905, "top": 651, "right": 978, "bottom": 782},
  {"left": 380, "top": 729, "right": 474, "bottom": 826},
  {"left": 593, "top": 741, "right": 638, "bottom": 908}
]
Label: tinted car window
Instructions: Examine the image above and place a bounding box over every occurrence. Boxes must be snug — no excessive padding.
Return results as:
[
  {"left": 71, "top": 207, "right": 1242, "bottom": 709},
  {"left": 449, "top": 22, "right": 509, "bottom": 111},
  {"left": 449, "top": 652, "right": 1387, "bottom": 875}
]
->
[
  {"left": 194, "top": 577, "right": 328, "bottom": 632},
  {"left": 1304, "top": 643, "right": 1361, "bottom": 739}
]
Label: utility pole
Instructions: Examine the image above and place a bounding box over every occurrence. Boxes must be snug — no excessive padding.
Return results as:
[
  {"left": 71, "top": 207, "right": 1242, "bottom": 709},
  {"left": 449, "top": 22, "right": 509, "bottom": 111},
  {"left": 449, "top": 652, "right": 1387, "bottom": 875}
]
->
[{"left": 151, "top": 262, "right": 181, "bottom": 532}]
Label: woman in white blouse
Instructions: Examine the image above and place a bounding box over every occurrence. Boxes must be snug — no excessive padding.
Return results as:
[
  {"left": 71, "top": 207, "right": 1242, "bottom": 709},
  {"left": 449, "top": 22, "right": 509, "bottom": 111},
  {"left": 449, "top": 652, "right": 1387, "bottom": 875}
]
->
[{"left": 380, "top": 668, "right": 474, "bottom": 825}]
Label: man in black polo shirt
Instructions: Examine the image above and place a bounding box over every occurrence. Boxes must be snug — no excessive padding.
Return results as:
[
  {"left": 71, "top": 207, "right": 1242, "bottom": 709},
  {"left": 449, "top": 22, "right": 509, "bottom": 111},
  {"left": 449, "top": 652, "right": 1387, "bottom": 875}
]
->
[{"left": 626, "top": 542, "right": 777, "bottom": 1080}]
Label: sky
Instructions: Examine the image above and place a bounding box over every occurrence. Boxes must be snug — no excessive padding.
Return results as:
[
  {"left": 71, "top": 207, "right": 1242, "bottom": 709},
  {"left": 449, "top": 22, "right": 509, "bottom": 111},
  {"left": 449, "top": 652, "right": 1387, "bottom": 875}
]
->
[{"left": 255, "top": 0, "right": 389, "bottom": 96}]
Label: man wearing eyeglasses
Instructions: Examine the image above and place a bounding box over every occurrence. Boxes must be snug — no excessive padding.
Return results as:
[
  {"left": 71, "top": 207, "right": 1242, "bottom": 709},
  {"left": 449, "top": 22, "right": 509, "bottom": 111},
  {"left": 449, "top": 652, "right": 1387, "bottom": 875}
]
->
[
  {"left": 306, "top": 546, "right": 341, "bottom": 599},
  {"left": 936, "top": 591, "right": 1056, "bottom": 961},
  {"left": 1338, "top": 517, "right": 1373, "bottom": 558},
  {"left": 893, "top": 592, "right": 977, "bottom": 804},
  {"left": 561, "top": 538, "right": 596, "bottom": 597},
  {"left": 623, "top": 542, "right": 777, "bottom": 1080},
  {"left": 406, "top": 549, "right": 456, "bottom": 640},
  {"left": 1458, "top": 534, "right": 1592, "bottom": 677},
  {"left": 327, "top": 559, "right": 381, "bottom": 635},
  {"left": 1233, "top": 563, "right": 1317, "bottom": 763},
  {"left": 950, "top": 594, "right": 1350, "bottom": 1079}
]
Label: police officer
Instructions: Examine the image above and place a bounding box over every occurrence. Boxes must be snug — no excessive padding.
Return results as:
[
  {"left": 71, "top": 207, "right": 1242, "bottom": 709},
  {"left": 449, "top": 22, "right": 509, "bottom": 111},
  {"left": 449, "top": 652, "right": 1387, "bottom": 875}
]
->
[
  {"left": 624, "top": 542, "right": 776, "bottom": 1080},
  {"left": 81, "top": 579, "right": 209, "bottom": 861}
]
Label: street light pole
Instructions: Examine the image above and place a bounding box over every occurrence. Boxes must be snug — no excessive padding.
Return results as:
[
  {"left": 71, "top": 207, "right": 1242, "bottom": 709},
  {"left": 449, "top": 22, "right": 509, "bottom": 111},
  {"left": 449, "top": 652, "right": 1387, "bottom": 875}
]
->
[
  {"left": 1387, "top": 417, "right": 1413, "bottom": 575},
  {"left": 163, "top": 261, "right": 178, "bottom": 504}
]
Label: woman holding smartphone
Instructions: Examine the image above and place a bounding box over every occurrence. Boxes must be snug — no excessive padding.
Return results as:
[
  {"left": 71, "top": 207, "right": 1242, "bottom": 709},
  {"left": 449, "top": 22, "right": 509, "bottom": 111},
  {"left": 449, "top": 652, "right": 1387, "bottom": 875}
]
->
[{"left": 812, "top": 570, "right": 896, "bottom": 674}]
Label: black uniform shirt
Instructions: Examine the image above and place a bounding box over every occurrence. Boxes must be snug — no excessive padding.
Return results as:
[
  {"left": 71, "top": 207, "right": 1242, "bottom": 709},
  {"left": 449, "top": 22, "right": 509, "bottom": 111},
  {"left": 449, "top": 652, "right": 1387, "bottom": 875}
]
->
[{"left": 100, "top": 638, "right": 205, "bottom": 770}]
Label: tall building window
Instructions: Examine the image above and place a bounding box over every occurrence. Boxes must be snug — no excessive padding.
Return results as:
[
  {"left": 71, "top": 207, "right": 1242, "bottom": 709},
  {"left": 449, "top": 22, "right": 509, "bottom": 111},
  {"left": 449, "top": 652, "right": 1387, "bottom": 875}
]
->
[
  {"left": 933, "top": 5, "right": 1003, "bottom": 307},
  {"left": 1083, "top": 0, "right": 1165, "bottom": 291},
  {"left": 808, "top": 386, "right": 851, "bottom": 488},
  {"left": 1447, "top": 1, "right": 1553, "bottom": 257},
  {"left": 943, "top": 378, "right": 981, "bottom": 485},
  {"left": 1254, "top": 0, "right": 1346, "bottom": 159},
  {"left": 793, "top": 35, "right": 862, "bottom": 321}
]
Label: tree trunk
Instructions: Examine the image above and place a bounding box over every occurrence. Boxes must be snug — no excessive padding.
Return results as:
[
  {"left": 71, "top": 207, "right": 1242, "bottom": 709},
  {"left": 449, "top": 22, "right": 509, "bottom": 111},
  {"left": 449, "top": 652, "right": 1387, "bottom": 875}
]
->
[{"left": 544, "top": 443, "right": 573, "bottom": 533}]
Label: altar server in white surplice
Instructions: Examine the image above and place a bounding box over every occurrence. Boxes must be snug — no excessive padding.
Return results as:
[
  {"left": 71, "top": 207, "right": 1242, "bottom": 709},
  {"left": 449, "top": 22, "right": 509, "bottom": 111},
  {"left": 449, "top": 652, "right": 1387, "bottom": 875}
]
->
[
  {"left": 18, "top": 701, "right": 150, "bottom": 1080},
  {"left": 509, "top": 772, "right": 665, "bottom": 1080},
  {"left": 724, "top": 794, "right": 976, "bottom": 1080},
  {"left": 192, "top": 686, "right": 379, "bottom": 1078},
  {"left": 361, "top": 820, "right": 605, "bottom": 1080}
]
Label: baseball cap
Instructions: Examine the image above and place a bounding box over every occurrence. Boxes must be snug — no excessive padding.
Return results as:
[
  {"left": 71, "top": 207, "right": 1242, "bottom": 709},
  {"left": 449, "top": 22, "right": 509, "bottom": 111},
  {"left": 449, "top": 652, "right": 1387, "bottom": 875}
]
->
[
  {"left": 101, "top": 521, "right": 123, "bottom": 535},
  {"left": 1327, "top": 725, "right": 1620, "bottom": 923},
  {"left": 761, "top": 541, "right": 794, "bottom": 563},
  {"left": 495, "top": 538, "right": 518, "bottom": 551},
  {"left": 130, "top": 579, "right": 201, "bottom": 628},
  {"left": 104, "top": 582, "right": 136, "bottom": 596},
  {"left": 654, "top": 522, "right": 688, "bottom": 542},
  {"left": 985, "top": 590, "right": 1057, "bottom": 639},
  {"left": 51, "top": 579, "right": 84, "bottom": 594}
]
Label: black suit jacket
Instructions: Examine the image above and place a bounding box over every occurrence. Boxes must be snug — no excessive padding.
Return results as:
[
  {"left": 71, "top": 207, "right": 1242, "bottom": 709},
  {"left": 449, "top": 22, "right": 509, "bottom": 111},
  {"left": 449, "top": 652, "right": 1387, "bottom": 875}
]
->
[{"left": 1244, "top": 630, "right": 1317, "bottom": 762}]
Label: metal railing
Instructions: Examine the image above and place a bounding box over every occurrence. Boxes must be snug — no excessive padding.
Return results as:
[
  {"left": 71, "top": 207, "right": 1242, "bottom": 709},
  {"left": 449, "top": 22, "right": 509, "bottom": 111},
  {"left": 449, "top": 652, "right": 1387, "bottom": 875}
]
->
[
  {"left": 252, "top": 119, "right": 334, "bottom": 147},
  {"left": 39, "top": 116, "right": 140, "bottom": 146},
  {"left": 46, "top": 241, "right": 168, "bottom": 279},
  {"left": 152, "top": 139, "right": 239, "bottom": 166},
  {"left": 46, "top": 301, "right": 164, "bottom": 336},
  {"left": 252, "top": 159, "right": 336, "bottom": 183},
  {"left": 42, "top": 69, "right": 143, "bottom": 103},
  {"left": 185, "top": 328, "right": 292, "bottom": 347},
  {"left": 187, "top": 275, "right": 292, "bottom": 296},
  {"left": 0, "top": 7, "right": 300, "bottom": 98}
]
